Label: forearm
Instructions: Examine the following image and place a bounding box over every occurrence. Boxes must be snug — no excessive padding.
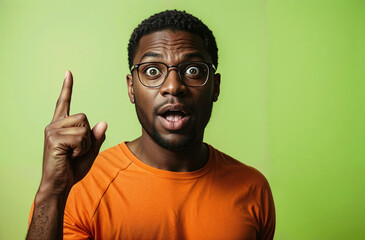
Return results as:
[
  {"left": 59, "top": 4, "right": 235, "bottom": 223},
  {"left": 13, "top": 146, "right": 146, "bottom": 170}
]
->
[{"left": 26, "top": 188, "right": 68, "bottom": 240}]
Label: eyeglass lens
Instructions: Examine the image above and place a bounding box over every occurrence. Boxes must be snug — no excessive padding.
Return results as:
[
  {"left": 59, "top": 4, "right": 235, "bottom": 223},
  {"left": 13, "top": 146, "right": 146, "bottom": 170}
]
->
[{"left": 137, "top": 62, "right": 209, "bottom": 87}]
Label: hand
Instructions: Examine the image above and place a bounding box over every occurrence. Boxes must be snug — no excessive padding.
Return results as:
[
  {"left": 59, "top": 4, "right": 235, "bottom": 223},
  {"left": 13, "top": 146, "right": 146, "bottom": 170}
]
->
[{"left": 39, "top": 70, "right": 107, "bottom": 196}]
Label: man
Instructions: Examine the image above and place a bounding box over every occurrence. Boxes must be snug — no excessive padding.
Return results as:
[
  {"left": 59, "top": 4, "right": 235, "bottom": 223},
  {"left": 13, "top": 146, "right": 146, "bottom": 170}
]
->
[{"left": 27, "top": 10, "right": 275, "bottom": 240}]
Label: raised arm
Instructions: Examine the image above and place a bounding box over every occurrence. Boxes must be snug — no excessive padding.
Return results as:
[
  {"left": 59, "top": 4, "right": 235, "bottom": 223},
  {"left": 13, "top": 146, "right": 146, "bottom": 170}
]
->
[{"left": 26, "top": 71, "right": 107, "bottom": 240}]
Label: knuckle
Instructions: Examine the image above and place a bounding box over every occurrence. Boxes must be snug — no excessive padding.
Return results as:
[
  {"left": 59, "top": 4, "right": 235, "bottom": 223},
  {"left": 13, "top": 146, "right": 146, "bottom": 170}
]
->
[
  {"left": 76, "top": 135, "right": 84, "bottom": 143},
  {"left": 57, "top": 98, "right": 70, "bottom": 106},
  {"left": 44, "top": 125, "right": 51, "bottom": 133},
  {"left": 74, "top": 113, "right": 89, "bottom": 128},
  {"left": 79, "top": 127, "right": 88, "bottom": 135},
  {"left": 44, "top": 129, "right": 50, "bottom": 138},
  {"left": 76, "top": 113, "right": 87, "bottom": 121},
  {"left": 46, "top": 131, "right": 64, "bottom": 147},
  {"left": 46, "top": 134, "right": 58, "bottom": 145}
]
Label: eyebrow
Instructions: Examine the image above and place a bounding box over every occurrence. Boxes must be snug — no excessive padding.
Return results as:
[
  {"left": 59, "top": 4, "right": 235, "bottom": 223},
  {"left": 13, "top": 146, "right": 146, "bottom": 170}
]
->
[
  {"left": 138, "top": 51, "right": 207, "bottom": 63},
  {"left": 139, "top": 52, "right": 163, "bottom": 62},
  {"left": 183, "top": 52, "right": 206, "bottom": 61}
]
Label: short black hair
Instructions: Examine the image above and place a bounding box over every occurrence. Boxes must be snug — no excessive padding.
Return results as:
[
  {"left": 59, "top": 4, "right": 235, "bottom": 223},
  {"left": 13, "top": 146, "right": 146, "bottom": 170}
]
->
[{"left": 128, "top": 10, "right": 218, "bottom": 70}]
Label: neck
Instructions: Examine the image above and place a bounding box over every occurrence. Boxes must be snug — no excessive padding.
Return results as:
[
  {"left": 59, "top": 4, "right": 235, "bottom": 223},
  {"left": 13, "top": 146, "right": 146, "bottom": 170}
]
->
[{"left": 127, "top": 130, "right": 208, "bottom": 172}]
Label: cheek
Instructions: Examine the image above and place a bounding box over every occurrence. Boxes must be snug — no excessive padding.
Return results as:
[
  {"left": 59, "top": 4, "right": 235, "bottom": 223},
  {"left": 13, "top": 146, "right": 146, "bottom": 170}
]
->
[
  {"left": 134, "top": 86, "right": 158, "bottom": 115},
  {"left": 194, "top": 88, "right": 214, "bottom": 119},
  {"left": 199, "top": 82, "right": 215, "bottom": 104}
]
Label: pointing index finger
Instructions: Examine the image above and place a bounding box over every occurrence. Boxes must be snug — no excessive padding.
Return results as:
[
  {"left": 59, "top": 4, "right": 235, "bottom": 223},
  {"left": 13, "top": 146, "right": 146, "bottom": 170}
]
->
[{"left": 52, "top": 70, "right": 73, "bottom": 122}]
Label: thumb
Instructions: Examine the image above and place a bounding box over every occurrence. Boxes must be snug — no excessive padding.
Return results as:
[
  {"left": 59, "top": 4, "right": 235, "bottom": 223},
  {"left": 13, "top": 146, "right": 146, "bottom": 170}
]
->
[{"left": 91, "top": 121, "right": 108, "bottom": 153}]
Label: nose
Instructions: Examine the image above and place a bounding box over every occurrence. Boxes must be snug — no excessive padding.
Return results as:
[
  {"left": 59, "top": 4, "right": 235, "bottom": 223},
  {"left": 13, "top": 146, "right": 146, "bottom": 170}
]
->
[{"left": 159, "top": 67, "right": 187, "bottom": 97}]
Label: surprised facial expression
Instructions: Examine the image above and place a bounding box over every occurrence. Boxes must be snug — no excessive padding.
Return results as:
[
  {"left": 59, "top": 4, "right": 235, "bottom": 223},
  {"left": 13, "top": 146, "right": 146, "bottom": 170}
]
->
[{"left": 126, "top": 30, "right": 220, "bottom": 151}]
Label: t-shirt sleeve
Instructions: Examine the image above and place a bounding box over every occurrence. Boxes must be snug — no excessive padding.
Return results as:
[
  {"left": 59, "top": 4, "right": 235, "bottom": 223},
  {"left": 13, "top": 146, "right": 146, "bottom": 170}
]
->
[
  {"left": 257, "top": 178, "right": 276, "bottom": 240},
  {"left": 27, "top": 201, "right": 34, "bottom": 228},
  {"left": 63, "top": 210, "right": 91, "bottom": 240},
  {"left": 62, "top": 183, "right": 95, "bottom": 240}
]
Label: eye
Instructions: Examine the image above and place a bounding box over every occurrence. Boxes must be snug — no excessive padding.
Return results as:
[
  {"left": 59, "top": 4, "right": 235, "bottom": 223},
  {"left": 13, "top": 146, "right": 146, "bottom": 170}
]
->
[
  {"left": 185, "top": 66, "right": 200, "bottom": 76},
  {"left": 145, "top": 67, "right": 160, "bottom": 77}
]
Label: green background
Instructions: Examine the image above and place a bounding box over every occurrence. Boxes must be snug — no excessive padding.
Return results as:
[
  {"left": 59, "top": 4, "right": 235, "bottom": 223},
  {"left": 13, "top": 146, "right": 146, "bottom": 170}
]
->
[{"left": 0, "top": 0, "right": 364, "bottom": 239}]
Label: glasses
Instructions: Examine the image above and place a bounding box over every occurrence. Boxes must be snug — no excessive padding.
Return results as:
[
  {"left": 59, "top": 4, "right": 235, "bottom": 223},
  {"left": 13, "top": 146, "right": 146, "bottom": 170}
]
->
[{"left": 130, "top": 61, "right": 216, "bottom": 88}]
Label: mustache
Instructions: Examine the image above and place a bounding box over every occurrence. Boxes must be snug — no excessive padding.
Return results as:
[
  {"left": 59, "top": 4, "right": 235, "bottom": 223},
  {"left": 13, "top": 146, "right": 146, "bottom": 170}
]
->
[{"left": 153, "top": 99, "right": 194, "bottom": 115}]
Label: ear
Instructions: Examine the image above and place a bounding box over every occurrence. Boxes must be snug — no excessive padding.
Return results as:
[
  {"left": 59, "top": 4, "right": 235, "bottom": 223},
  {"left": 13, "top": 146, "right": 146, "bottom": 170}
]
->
[
  {"left": 213, "top": 73, "right": 221, "bottom": 102},
  {"left": 126, "top": 74, "right": 135, "bottom": 104}
]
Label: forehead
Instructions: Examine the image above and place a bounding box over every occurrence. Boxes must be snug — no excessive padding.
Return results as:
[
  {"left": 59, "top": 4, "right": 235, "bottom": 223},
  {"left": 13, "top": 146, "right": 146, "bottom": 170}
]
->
[{"left": 133, "top": 30, "right": 211, "bottom": 64}]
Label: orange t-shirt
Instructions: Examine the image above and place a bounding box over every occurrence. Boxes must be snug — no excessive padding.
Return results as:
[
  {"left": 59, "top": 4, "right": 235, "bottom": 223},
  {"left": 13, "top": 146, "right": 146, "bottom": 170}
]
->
[{"left": 30, "top": 142, "right": 275, "bottom": 239}]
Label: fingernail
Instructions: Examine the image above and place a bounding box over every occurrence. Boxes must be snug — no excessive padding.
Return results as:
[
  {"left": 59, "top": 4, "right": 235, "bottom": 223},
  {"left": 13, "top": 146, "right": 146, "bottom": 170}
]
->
[{"left": 64, "top": 70, "right": 68, "bottom": 80}]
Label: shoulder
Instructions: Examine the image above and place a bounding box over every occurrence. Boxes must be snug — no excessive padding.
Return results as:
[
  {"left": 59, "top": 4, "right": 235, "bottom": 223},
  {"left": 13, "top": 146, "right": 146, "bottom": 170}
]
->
[
  {"left": 64, "top": 143, "right": 132, "bottom": 227},
  {"left": 209, "top": 145, "right": 276, "bottom": 237},
  {"left": 208, "top": 145, "right": 274, "bottom": 209},
  {"left": 79, "top": 143, "right": 132, "bottom": 192},
  {"left": 209, "top": 145, "right": 271, "bottom": 188}
]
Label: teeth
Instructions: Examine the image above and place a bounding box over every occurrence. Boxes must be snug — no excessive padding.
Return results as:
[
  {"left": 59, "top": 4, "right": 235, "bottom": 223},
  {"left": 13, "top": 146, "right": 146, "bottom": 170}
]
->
[{"left": 166, "top": 114, "right": 183, "bottom": 122}]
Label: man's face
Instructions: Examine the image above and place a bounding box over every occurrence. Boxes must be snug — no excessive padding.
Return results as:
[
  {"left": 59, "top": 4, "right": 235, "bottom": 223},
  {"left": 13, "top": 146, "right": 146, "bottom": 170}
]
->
[{"left": 126, "top": 30, "right": 220, "bottom": 151}]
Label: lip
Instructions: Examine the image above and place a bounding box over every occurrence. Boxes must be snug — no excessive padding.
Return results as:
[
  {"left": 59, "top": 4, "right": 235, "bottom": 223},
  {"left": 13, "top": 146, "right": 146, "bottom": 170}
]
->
[
  {"left": 157, "top": 115, "right": 191, "bottom": 131},
  {"left": 157, "top": 104, "right": 192, "bottom": 131},
  {"left": 157, "top": 104, "right": 191, "bottom": 116}
]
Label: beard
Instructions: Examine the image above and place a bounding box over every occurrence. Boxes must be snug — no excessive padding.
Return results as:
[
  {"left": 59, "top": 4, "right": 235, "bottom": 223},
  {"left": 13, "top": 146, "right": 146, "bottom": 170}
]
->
[
  {"left": 151, "top": 123, "right": 195, "bottom": 151},
  {"left": 134, "top": 97, "right": 214, "bottom": 152}
]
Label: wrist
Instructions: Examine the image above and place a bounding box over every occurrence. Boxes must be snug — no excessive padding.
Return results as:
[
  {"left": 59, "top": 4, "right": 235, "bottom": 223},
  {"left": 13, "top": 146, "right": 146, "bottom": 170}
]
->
[
  {"left": 28, "top": 182, "right": 68, "bottom": 240},
  {"left": 36, "top": 181, "right": 70, "bottom": 207}
]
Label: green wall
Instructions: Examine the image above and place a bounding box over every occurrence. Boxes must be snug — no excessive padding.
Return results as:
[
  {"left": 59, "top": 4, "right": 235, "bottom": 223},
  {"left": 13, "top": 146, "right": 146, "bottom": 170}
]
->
[{"left": 0, "top": 0, "right": 364, "bottom": 239}]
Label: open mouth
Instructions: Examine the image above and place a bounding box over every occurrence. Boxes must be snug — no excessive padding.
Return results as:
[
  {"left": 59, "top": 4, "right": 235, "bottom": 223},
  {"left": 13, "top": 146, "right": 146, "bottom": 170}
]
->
[
  {"left": 162, "top": 110, "right": 187, "bottom": 122},
  {"left": 157, "top": 104, "right": 191, "bottom": 131}
]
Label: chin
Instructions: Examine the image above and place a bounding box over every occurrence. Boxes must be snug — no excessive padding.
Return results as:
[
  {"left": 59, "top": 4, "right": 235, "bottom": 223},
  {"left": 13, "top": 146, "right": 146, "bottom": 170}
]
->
[{"left": 152, "top": 130, "right": 195, "bottom": 152}]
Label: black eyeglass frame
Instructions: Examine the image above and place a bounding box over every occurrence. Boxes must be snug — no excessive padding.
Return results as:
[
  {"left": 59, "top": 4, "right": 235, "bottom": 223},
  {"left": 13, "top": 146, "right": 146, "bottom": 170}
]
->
[{"left": 130, "top": 61, "right": 217, "bottom": 88}]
